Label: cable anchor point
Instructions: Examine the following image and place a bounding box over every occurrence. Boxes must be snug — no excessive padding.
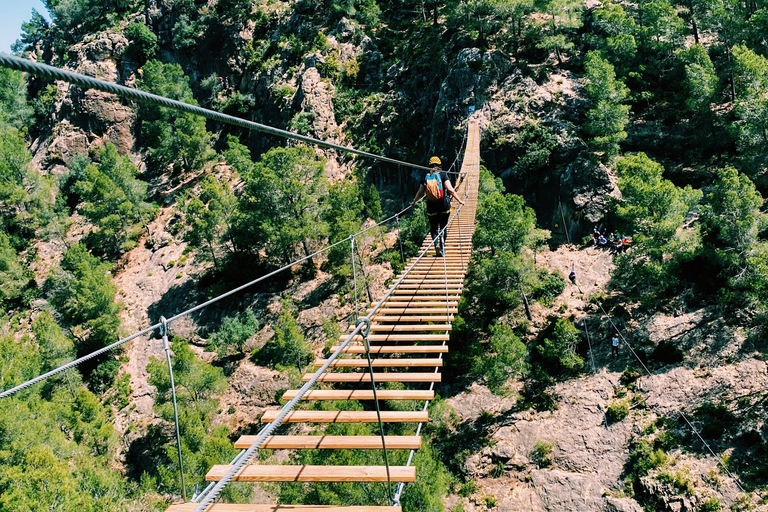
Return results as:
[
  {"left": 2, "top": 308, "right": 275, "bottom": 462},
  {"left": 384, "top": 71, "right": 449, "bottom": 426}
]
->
[{"left": 356, "top": 316, "right": 372, "bottom": 351}]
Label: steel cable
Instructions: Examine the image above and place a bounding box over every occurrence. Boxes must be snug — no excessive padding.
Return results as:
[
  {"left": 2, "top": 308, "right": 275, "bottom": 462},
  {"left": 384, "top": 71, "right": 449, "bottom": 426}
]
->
[
  {"left": 0, "top": 53, "right": 433, "bottom": 172},
  {"left": 0, "top": 202, "right": 421, "bottom": 399}
]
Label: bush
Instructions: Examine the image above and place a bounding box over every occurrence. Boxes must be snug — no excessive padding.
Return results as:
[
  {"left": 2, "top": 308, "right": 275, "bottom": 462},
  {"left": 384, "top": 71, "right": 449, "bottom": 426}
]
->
[
  {"left": 209, "top": 309, "right": 260, "bottom": 356},
  {"left": 699, "top": 498, "right": 722, "bottom": 512},
  {"left": 606, "top": 401, "right": 629, "bottom": 424},
  {"left": 531, "top": 440, "right": 555, "bottom": 468},
  {"left": 124, "top": 23, "right": 158, "bottom": 65},
  {"left": 471, "top": 323, "right": 528, "bottom": 394},
  {"left": 252, "top": 299, "right": 312, "bottom": 371},
  {"left": 536, "top": 318, "right": 584, "bottom": 379}
]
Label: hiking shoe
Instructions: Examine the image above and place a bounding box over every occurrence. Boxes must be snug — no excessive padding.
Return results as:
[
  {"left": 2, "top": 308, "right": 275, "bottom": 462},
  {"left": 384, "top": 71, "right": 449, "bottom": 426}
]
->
[{"left": 435, "top": 245, "right": 443, "bottom": 257}]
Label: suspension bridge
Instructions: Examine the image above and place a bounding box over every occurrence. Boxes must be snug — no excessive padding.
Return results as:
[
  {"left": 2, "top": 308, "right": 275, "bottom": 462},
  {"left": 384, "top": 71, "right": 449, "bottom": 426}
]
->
[
  {"left": 0, "top": 51, "right": 750, "bottom": 508},
  {"left": 0, "top": 52, "right": 482, "bottom": 512},
  {"left": 170, "top": 123, "right": 479, "bottom": 511}
]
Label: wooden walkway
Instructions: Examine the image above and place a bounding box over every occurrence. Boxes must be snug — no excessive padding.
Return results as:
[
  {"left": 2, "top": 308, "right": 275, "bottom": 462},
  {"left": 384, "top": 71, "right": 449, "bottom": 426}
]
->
[{"left": 170, "top": 122, "right": 481, "bottom": 512}]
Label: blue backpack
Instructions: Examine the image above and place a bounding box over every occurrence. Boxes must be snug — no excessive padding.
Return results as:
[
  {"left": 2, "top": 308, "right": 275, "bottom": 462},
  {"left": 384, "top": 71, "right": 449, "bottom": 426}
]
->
[{"left": 425, "top": 172, "right": 444, "bottom": 201}]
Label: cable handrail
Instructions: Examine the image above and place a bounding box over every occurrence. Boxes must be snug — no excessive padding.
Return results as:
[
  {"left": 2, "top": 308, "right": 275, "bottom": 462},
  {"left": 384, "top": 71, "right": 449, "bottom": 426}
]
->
[
  {"left": 0, "top": 201, "right": 421, "bottom": 400},
  {"left": 0, "top": 52, "right": 433, "bottom": 173},
  {"left": 195, "top": 167, "right": 475, "bottom": 509}
]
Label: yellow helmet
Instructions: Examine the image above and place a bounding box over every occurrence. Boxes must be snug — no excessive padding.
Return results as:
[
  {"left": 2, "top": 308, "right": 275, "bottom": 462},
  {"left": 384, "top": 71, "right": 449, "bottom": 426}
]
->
[{"left": 429, "top": 156, "right": 441, "bottom": 166}]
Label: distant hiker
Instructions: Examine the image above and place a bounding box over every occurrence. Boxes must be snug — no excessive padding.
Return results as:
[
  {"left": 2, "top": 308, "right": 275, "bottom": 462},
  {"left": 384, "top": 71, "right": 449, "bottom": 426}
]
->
[
  {"left": 569, "top": 269, "right": 576, "bottom": 284},
  {"left": 412, "top": 156, "right": 465, "bottom": 257},
  {"left": 611, "top": 334, "right": 620, "bottom": 357}
]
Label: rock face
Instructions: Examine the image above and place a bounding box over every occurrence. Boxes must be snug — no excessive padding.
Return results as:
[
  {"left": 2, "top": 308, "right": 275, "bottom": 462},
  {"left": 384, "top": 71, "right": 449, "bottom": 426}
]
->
[
  {"left": 431, "top": 48, "right": 515, "bottom": 156},
  {"left": 32, "top": 29, "right": 136, "bottom": 172},
  {"left": 434, "top": 55, "right": 618, "bottom": 242}
]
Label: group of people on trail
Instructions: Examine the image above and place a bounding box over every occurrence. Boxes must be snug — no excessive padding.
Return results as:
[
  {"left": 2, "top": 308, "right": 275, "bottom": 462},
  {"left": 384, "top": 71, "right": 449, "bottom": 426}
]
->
[
  {"left": 412, "top": 156, "right": 465, "bottom": 257},
  {"left": 591, "top": 228, "right": 632, "bottom": 255}
]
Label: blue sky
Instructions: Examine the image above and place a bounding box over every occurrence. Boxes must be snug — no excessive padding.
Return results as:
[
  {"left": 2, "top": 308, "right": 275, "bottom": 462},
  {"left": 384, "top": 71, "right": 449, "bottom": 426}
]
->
[{"left": 1, "top": 0, "right": 50, "bottom": 54}]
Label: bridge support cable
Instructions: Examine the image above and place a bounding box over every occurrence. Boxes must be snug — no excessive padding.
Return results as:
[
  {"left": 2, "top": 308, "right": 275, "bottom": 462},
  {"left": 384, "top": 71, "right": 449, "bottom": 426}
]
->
[
  {"left": 0, "top": 53, "right": 433, "bottom": 173},
  {"left": 179, "top": 122, "right": 480, "bottom": 512},
  {"left": 359, "top": 316, "right": 394, "bottom": 503},
  {"left": 0, "top": 202, "right": 421, "bottom": 400},
  {"left": 392, "top": 122, "right": 480, "bottom": 506},
  {"left": 161, "top": 316, "right": 188, "bottom": 501}
]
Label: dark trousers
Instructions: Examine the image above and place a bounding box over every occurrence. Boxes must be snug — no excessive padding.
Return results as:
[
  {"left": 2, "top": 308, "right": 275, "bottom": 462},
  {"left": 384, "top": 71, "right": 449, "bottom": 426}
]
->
[
  {"left": 428, "top": 212, "right": 450, "bottom": 246},
  {"left": 611, "top": 344, "right": 619, "bottom": 357}
]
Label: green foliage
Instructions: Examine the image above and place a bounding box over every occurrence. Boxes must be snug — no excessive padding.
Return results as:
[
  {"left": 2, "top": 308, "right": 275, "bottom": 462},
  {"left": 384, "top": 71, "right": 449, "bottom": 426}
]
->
[
  {"left": 733, "top": 45, "right": 768, "bottom": 188},
  {"left": 11, "top": 9, "right": 50, "bottom": 54},
  {"left": 0, "top": 68, "right": 33, "bottom": 130},
  {"left": 611, "top": 153, "right": 703, "bottom": 302},
  {"left": 0, "top": 123, "right": 52, "bottom": 247},
  {"left": 531, "top": 440, "right": 555, "bottom": 467},
  {"left": 138, "top": 60, "right": 215, "bottom": 175},
  {"left": 147, "top": 336, "right": 238, "bottom": 498},
  {"left": 605, "top": 401, "right": 630, "bottom": 424},
  {"left": 583, "top": 50, "right": 630, "bottom": 158},
  {"left": 474, "top": 191, "right": 548, "bottom": 255},
  {"left": 235, "top": 145, "right": 328, "bottom": 265},
  {"left": 0, "top": 232, "right": 35, "bottom": 308},
  {"left": 321, "top": 178, "right": 365, "bottom": 276},
  {"left": 46, "top": 244, "right": 123, "bottom": 356},
  {"left": 45, "top": 0, "right": 134, "bottom": 47},
  {"left": 179, "top": 173, "right": 238, "bottom": 270},
  {"left": 536, "top": 318, "right": 584, "bottom": 378},
  {"left": 32, "top": 310, "right": 75, "bottom": 373},
  {"left": 208, "top": 309, "right": 260, "bottom": 355},
  {"left": 699, "top": 498, "right": 722, "bottom": 512},
  {"left": 625, "top": 439, "right": 669, "bottom": 487},
  {"left": 252, "top": 298, "right": 312, "bottom": 372},
  {"left": 700, "top": 167, "right": 766, "bottom": 276},
  {"left": 471, "top": 323, "right": 528, "bottom": 394},
  {"left": 680, "top": 45, "right": 718, "bottom": 121},
  {"left": 71, "top": 144, "right": 156, "bottom": 257},
  {"left": 0, "top": 389, "right": 156, "bottom": 511},
  {"left": 400, "top": 443, "right": 453, "bottom": 511},
  {"left": 397, "top": 201, "right": 430, "bottom": 259},
  {"left": 123, "top": 23, "right": 158, "bottom": 65}
]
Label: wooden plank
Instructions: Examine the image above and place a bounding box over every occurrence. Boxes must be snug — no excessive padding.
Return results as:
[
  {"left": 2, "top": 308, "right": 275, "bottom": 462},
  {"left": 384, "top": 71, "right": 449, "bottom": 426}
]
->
[
  {"left": 383, "top": 295, "right": 460, "bottom": 300},
  {"left": 260, "top": 410, "right": 429, "bottom": 423},
  {"left": 374, "top": 306, "right": 458, "bottom": 312},
  {"left": 314, "top": 358, "right": 443, "bottom": 367},
  {"left": 206, "top": 465, "right": 416, "bottom": 482},
  {"left": 234, "top": 435, "right": 422, "bottom": 450},
  {"left": 371, "top": 315, "right": 454, "bottom": 322},
  {"left": 167, "top": 505, "right": 403, "bottom": 512},
  {"left": 302, "top": 372, "right": 441, "bottom": 383},
  {"left": 347, "top": 324, "right": 452, "bottom": 332},
  {"left": 397, "top": 284, "right": 463, "bottom": 289},
  {"left": 340, "top": 334, "right": 450, "bottom": 342},
  {"left": 332, "top": 345, "right": 448, "bottom": 354},
  {"left": 281, "top": 389, "right": 435, "bottom": 400}
]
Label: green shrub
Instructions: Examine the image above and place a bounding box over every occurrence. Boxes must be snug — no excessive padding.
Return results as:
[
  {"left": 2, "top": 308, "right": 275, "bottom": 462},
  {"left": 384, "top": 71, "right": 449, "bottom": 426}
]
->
[
  {"left": 471, "top": 323, "right": 528, "bottom": 394},
  {"left": 536, "top": 318, "right": 584, "bottom": 378},
  {"left": 209, "top": 309, "right": 260, "bottom": 355},
  {"left": 606, "top": 401, "right": 630, "bottom": 424},
  {"left": 531, "top": 440, "right": 555, "bottom": 468},
  {"left": 124, "top": 23, "right": 158, "bottom": 64},
  {"left": 699, "top": 498, "right": 722, "bottom": 512},
  {"left": 657, "top": 470, "right": 694, "bottom": 496},
  {"left": 459, "top": 479, "right": 478, "bottom": 497},
  {"left": 252, "top": 299, "right": 312, "bottom": 371}
]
